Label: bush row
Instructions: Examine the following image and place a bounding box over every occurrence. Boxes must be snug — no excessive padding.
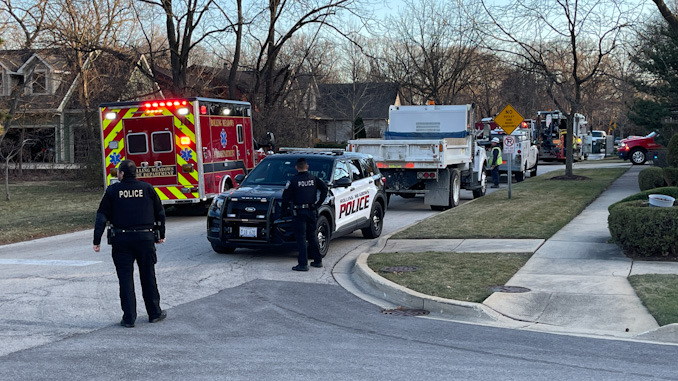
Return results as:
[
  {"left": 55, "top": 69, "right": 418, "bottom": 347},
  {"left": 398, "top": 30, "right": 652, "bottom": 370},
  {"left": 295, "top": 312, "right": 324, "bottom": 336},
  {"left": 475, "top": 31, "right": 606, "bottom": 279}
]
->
[
  {"left": 638, "top": 167, "right": 678, "bottom": 190},
  {"left": 609, "top": 199, "right": 678, "bottom": 258}
]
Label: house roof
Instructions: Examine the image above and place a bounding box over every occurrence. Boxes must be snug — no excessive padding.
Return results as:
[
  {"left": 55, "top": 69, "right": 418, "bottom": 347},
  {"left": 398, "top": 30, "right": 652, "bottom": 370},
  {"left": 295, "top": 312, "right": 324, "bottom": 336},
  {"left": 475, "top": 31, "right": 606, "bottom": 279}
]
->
[
  {"left": 313, "top": 82, "right": 399, "bottom": 120},
  {"left": 0, "top": 48, "right": 149, "bottom": 111}
]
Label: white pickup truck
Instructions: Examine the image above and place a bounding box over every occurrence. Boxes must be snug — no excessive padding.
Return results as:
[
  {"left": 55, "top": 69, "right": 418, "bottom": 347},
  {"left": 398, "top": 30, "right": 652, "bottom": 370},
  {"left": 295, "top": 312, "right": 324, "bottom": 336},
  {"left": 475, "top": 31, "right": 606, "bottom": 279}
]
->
[
  {"left": 486, "top": 128, "right": 539, "bottom": 182},
  {"left": 347, "top": 104, "right": 487, "bottom": 210}
]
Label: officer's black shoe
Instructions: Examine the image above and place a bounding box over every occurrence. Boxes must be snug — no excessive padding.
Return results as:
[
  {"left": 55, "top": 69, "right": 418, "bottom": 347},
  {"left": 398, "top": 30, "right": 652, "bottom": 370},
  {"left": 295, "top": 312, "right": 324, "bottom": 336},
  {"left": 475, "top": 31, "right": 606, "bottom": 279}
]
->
[
  {"left": 292, "top": 265, "right": 309, "bottom": 271},
  {"left": 310, "top": 261, "right": 323, "bottom": 268},
  {"left": 120, "top": 320, "right": 135, "bottom": 328},
  {"left": 149, "top": 310, "right": 167, "bottom": 323}
]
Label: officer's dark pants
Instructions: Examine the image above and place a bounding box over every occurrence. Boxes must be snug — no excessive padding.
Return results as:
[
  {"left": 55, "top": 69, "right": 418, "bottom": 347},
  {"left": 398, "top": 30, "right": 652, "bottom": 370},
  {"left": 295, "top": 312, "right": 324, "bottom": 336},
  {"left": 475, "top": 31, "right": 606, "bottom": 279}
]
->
[
  {"left": 111, "top": 232, "right": 162, "bottom": 324},
  {"left": 293, "top": 209, "right": 321, "bottom": 266}
]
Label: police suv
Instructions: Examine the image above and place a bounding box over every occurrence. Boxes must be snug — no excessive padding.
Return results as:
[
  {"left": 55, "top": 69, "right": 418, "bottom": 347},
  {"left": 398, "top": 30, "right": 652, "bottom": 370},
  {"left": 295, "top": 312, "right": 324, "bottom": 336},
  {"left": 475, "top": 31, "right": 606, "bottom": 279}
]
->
[{"left": 206, "top": 150, "right": 387, "bottom": 256}]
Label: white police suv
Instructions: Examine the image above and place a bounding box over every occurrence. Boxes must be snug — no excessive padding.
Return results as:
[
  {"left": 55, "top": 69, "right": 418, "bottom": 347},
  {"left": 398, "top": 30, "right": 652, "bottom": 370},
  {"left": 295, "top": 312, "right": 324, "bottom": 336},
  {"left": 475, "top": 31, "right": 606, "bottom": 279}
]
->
[{"left": 206, "top": 150, "right": 387, "bottom": 257}]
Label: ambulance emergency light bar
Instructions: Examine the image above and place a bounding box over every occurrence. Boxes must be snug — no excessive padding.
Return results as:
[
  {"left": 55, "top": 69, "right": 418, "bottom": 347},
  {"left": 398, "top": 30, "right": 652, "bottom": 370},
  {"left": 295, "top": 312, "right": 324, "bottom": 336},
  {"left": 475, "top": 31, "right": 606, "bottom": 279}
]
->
[{"left": 104, "top": 99, "right": 191, "bottom": 119}]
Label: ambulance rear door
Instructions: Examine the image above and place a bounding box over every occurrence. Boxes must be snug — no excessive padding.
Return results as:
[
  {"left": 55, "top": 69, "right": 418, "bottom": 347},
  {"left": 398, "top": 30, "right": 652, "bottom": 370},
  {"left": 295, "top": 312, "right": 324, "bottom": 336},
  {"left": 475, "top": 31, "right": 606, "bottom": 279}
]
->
[{"left": 123, "top": 116, "right": 178, "bottom": 186}]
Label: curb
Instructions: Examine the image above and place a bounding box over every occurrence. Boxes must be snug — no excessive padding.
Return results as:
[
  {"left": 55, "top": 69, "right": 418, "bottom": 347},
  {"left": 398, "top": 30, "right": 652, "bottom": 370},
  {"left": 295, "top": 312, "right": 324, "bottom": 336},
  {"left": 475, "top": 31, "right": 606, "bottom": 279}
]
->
[{"left": 352, "top": 250, "right": 510, "bottom": 324}]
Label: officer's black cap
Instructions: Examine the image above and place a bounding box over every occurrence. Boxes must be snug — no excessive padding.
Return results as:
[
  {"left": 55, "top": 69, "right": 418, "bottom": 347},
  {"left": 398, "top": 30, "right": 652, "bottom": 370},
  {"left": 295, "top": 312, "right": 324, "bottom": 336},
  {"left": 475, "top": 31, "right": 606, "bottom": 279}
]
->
[{"left": 119, "top": 159, "right": 136, "bottom": 178}]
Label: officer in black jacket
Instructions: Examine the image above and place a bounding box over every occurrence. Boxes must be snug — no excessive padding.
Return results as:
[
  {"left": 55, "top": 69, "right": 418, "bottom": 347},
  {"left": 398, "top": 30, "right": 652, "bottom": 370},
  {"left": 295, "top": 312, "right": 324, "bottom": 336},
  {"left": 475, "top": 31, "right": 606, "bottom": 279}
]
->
[
  {"left": 282, "top": 157, "right": 329, "bottom": 271},
  {"left": 93, "top": 160, "right": 167, "bottom": 328}
]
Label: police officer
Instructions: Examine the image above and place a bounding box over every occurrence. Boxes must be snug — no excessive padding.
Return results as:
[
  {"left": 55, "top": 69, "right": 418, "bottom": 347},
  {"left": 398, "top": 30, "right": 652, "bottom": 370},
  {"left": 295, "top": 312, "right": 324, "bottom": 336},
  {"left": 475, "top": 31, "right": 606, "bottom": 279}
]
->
[
  {"left": 93, "top": 160, "right": 167, "bottom": 328},
  {"left": 282, "top": 157, "right": 329, "bottom": 271},
  {"left": 489, "top": 137, "right": 502, "bottom": 188}
]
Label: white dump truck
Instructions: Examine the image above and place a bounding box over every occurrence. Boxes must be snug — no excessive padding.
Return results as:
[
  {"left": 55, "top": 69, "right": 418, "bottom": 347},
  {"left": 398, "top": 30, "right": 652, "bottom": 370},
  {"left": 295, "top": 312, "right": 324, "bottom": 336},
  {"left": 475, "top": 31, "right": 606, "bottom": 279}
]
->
[{"left": 346, "top": 104, "right": 487, "bottom": 210}]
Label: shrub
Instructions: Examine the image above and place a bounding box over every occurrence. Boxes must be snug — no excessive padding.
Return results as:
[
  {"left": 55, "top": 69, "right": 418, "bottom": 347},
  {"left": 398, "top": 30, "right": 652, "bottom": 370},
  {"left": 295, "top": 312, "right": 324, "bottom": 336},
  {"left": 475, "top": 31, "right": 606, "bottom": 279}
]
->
[
  {"left": 652, "top": 150, "right": 669, "bottom": 168},
  {"left": 610, "top": 186, "right": 678, "bottom": 211},
  {"left": 664, "top": 168, "right": 678, "bottom": 186},
  {"left": 667, "top": 133, "right": 678, "bottom": 167},
  {"left": 608, "top": 200, "right": 678, "bottom": 258},
  {"left": 638, "top": 167, "right": 666, "bottom": 191}
]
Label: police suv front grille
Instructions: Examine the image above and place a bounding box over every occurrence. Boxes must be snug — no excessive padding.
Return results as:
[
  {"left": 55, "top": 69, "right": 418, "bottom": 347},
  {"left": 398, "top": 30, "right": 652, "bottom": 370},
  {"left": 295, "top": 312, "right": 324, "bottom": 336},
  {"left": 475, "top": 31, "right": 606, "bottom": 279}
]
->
[{"left": 227, "top": 199, "right": 270, "bottom": 219}]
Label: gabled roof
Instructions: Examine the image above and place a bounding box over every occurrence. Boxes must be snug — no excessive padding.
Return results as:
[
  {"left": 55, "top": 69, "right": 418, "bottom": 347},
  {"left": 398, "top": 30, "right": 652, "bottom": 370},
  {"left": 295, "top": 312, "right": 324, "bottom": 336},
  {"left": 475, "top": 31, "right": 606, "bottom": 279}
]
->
[
  {"left": 314, "top": 82, "right": 399, "bottom": 120},
  {"left": 0, "top": 48, "right": 152, "bottom": 111}
]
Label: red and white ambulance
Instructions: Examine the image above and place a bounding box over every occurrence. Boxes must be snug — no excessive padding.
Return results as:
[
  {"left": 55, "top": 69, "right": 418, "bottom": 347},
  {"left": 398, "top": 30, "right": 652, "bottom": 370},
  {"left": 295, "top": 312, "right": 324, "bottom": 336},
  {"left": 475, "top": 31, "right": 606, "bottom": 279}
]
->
[{"left": 99, "top": 98, "right": 256, "bottom": 205}]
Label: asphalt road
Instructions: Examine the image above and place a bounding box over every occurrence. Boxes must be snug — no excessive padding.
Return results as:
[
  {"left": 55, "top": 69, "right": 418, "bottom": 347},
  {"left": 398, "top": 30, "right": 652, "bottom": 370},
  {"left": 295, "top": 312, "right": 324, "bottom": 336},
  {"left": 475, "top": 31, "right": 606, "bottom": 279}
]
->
[{"left": 3, "top": 160, "right": 674, "bottom": 380}]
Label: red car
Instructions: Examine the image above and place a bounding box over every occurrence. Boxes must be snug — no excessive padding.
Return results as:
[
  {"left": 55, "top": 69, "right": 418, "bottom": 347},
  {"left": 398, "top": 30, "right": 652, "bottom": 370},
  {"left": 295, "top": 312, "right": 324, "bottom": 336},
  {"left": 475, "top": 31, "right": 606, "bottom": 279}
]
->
[{"left": 618, "top": 132, "right": 663, "bottom": 165}]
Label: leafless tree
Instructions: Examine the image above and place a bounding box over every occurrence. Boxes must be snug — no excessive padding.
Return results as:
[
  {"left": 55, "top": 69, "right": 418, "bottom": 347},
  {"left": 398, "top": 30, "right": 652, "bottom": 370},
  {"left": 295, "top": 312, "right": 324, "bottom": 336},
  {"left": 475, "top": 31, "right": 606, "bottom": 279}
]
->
[
  {"left": 249, "top": 0, "right": 363, "bottom": 109},
  {"left": 137, "top": 0, "right": 241, "bottom": 96},
  {"left": 653, "top": 0, "right": 678, "bottom": 34},
  {"left": 376, "top": 0, "right": 483, "bottom": 105},
  {"left": 0, "top": 0, "right": 48, "bottom": 48},
  {"left": 481, "top": 0, "right": 636, "bottom": 176}
]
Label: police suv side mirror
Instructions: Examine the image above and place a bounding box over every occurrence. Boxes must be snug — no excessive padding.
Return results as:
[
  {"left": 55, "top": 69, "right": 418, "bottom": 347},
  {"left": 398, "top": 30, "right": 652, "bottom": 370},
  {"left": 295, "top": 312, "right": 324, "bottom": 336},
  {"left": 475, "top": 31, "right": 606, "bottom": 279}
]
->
[
  {"left": 333, "top": 177, "right": 352, "bottom": 188},
  {"left": 235, "top": 174, "right": 245, "bottom": 183}
]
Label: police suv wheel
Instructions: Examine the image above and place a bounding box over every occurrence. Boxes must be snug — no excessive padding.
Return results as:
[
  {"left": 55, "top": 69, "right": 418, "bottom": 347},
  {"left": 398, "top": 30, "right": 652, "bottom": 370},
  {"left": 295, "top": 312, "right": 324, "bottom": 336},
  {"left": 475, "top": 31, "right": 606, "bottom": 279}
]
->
[
  {"left": 211, "top": 241, "right": 236, "bottom": 254},
  {"left": 361, "top": 202, "right": 384, "bottom": 239},
  {"left": 316, "top": 215, "right": 331, "bottom": 258}
]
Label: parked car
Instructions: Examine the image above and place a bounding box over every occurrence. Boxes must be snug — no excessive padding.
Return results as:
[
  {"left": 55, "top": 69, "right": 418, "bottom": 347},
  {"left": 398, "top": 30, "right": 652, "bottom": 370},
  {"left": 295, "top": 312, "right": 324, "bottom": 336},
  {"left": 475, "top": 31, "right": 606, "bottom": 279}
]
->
[{"left": 618, "top": 132, "right": 663, "bottom": 165}]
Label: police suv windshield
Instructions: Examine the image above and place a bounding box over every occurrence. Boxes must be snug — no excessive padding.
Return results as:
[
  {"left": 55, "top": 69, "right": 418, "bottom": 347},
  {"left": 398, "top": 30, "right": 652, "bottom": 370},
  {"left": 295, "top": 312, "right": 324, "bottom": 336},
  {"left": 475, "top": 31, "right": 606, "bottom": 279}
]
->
[{"left": 241, "top": 156, "right": 333, "bottom": 186}]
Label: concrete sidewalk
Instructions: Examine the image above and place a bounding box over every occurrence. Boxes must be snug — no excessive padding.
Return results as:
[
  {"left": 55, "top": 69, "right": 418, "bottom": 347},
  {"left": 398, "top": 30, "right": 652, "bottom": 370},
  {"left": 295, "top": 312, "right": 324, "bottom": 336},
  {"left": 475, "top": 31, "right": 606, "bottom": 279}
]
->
[{"left": 338, "top": 165, "right": 678, "bottom": 343}]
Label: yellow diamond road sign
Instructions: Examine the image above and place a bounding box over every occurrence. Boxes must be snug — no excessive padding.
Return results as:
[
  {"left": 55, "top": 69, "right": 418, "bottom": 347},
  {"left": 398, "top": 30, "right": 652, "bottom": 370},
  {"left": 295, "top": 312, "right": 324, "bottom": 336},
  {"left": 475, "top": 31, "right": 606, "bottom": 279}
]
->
[{"left": 495, "top": 104, "right": 524, "bottom": 135}]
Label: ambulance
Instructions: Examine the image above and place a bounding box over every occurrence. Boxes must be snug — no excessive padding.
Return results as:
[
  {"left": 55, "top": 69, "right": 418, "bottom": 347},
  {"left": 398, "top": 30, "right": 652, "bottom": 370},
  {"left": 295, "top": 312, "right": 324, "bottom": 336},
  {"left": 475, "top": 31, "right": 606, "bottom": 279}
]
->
[{"left": 99, "top": 98, "right": 256, "bottom": 205}]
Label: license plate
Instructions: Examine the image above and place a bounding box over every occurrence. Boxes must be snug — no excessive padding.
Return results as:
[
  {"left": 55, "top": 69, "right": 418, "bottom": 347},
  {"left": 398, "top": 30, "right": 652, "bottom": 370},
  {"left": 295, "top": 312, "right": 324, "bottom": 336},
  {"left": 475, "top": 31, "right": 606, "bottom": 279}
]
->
[{"left": 239, "top": 226, "right": 257, "bottom": 238}]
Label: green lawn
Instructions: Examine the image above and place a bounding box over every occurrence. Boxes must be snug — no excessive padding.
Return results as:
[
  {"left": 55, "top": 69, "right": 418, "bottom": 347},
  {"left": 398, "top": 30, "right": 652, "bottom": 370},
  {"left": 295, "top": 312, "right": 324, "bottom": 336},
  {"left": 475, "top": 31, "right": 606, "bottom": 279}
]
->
[
  {"left": 394, "top": 167, "right": 627, "bottom": 239},
  {"left": 0, "top": 182, "right": 102, "bottom": 245},
  {"left": 368, "top": 251, "right": 531, "bottom": 303},
  {"left": 629, "top": 274, "right": 678, "bottom": 326}
]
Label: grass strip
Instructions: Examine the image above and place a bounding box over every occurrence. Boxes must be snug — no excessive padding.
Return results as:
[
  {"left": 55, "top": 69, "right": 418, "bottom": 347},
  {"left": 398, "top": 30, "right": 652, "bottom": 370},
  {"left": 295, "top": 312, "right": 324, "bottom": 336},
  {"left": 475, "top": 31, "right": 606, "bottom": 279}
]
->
[
  {"left": 367, "top": 251, "right": 531, "bottom": 303},
  {"left": 394, "top": 167, "right": 627, "bottom": 240},
  {"left": 0, "top": 182, "right": 102, "bottom": 245},
  {"left": 628, "top": 274, "right": 678, "bottom": 326}
]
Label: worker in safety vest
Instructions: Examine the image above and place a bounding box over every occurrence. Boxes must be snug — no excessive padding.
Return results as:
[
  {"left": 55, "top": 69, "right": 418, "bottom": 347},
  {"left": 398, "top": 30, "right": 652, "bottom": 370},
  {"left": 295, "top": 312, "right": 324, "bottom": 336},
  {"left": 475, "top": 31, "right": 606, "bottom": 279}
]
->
[{"left": 489, "top": 137, "right": 502, "bottom": 188}]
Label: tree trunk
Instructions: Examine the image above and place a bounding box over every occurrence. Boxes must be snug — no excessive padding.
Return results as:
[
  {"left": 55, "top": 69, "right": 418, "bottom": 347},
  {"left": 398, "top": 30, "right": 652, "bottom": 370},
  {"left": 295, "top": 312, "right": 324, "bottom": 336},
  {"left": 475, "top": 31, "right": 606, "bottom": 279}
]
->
[{"left": 228, "top": 0, "right": 243, "bottom": 100}]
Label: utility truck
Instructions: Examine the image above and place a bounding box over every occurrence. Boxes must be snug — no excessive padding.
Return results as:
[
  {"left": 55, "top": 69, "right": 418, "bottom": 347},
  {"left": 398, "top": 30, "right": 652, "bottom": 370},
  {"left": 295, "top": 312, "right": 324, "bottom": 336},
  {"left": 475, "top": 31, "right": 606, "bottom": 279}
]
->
[
  {"left": 347, "top": 104, "right": 487, "bottom": 210},
  {"left": 535, "top": 110, "right": 586, "bottom": 161}
]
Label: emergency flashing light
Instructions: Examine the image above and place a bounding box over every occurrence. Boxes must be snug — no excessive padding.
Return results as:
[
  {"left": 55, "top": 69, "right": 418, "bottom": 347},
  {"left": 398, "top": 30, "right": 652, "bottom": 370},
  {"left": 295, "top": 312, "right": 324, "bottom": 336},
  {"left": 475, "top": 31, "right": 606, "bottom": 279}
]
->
[
  {"left": 105, "top": 112, "right": 117, "bottom": 120},
  {"left": 178, "top": 108, "right": 189, "bottom": 116},
  {"left": 180, "top": 136, "right": 191, "bottom": 146},
  {"left": 200, "top": 105, "right": 208, "bottom": 115}
]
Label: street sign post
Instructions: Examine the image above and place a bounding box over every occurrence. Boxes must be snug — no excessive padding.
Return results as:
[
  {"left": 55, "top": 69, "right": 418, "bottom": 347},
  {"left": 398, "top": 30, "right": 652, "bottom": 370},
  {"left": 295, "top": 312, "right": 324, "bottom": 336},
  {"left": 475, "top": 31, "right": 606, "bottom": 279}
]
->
[
  {"left": 503, "top": 136, "right": 516, "bottom": 199},
  {"left": 495, "top": 105, "right": 524, "bottom": 199}
]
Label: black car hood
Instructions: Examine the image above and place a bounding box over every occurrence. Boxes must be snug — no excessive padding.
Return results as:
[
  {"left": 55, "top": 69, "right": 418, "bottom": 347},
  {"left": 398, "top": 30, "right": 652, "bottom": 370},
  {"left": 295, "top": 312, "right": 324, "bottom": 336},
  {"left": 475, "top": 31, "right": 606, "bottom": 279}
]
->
[{"left": 227, "top": 184, "right": 284, "bottom": 200}]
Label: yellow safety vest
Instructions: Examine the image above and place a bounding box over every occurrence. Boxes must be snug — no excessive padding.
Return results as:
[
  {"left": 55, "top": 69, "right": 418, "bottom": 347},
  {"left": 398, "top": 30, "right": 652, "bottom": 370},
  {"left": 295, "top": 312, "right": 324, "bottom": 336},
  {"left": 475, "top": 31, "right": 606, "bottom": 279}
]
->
[{"left": 491, "top": 146, "right": 502, "bottom": 166}]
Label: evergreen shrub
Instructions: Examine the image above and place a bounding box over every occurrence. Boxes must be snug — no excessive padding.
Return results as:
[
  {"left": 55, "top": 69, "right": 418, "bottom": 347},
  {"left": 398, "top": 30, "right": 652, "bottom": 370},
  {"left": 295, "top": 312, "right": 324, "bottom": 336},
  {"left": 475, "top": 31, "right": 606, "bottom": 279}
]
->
[
  {"left": 609, "top": 200, "right": 678, "bottom": 258},
  {"left": 638, "top": 167, "right": 666, "bottom": 191},
  {"left": 664, "top": 168, "right": 678, "bottom": 186},
  {"left": 667, "top": 133, "right": 678, "bottom": 167}
]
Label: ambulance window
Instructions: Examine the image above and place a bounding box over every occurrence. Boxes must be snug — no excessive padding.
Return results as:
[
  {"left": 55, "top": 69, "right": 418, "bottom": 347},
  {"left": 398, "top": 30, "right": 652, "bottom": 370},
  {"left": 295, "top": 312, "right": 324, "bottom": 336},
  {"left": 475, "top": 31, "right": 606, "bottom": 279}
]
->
[
  {"left": 237, "top": 124, "right": 244, "bottom": 143},
  {"left": 127, "top": 133, "right": 148, "bottom": 155},
  {"left": 333, "top": 161, "right": 350, "bottom": 182},
  {"left": 151, "top": 131, "right": 173, "bottom": 153}
]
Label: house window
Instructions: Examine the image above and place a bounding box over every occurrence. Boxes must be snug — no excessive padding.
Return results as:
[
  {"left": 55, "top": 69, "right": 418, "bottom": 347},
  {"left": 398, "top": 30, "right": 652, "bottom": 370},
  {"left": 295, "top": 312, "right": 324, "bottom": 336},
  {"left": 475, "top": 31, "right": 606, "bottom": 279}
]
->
[{"left": 32, "top": 71, "right": 47, "bottom": 94}]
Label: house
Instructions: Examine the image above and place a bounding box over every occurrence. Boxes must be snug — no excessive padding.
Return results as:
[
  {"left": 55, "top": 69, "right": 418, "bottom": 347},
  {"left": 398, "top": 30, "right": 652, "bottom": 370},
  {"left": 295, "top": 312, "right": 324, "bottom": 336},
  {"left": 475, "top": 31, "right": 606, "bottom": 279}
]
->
[
  {"left": 310, "top": 82, "right": 401, "bottom": 143},
  {"left": 0, "top": 48, "right": 159, "bottom": 165}
]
